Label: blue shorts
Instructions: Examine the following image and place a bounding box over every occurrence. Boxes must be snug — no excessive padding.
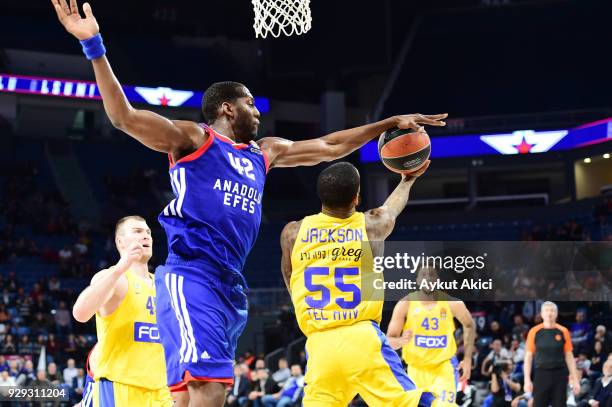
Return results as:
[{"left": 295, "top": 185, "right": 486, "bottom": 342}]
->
[
  {"left": 81, "top": 374, "right": 94, "bottom": 407},
  {"left": 154, "top": 259, "right": 248, "bottom": 391}
]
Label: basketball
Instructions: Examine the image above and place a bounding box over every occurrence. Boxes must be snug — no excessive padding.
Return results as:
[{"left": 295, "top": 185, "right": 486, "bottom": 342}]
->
[{"left": 378, "top": 127, "right": 431, "bottom": 174}]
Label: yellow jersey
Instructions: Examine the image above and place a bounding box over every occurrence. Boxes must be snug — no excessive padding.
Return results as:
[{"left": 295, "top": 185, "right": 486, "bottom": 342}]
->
[
  {"left": 95, "top": 270, "right": 167, "bottom": 390},
  {"left": 290, "top": 212, "right": 382, "bottom": 336},
  {"left": 402, "top": 298, "right": 457, "bottom": 368}
]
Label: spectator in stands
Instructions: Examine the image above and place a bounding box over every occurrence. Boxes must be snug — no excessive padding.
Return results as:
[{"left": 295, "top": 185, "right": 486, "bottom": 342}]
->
[
  {"left": 272, "top": 357, "right": 291, "bottom": 386},
  {"left": 58, "top": 245, "right": 73, "bottom": 269},
  {"left": 32, "top": 334, "right": 46, "bottom": 357},
  {"left": 577, "top": 351, "right": 594, "bottom": 384},
  {"left": 17, "top": 295, "right": 32, "bottom": 325},
  {"left": 46, "top": 334, "right": 59, "bottom": 361},
  {"left": 30, "top": 313, "right": 51, "bottom": 336},
  {"left": 255, "top": 358, "right": 266, "bottom": 370},
  {"left": 490, "top": 360, "right": 521, "bottom": 407},
  {"left": 47, "top": 362, "right": 61, "bottom": 385},
  {"left": 72, "top": 368, "right": 86, "bottom": 400},
  {"left": 0, "top": 289, "right": 14, "bottom": 307},
  {"left": 54, "top": 301, "right": 72, "bottom": 338},
  {"left": 593, "top": 325, "right": 612, "bottom": 355},
  {"left": 261, "top": 364, "right": 304, "bottom": 407},
  {"left": 571, "top": 310, "right": 591, "bottom": 351},
  {"left": 590, "top": 340, "right": 605, "bottom": 381},
  {"left": 63, "top": 358, "right": 77, "bottom": 385},
  {"left": 576, "top": 359, "right": 612, "bottom": 407},
  {"left": 16, "top": 359, "right": 35, "bottom": 386},
  {"left": 509, "top": 337, "right": 525, "bottom": 365},
  {"left": 0, "top": 356, "right": 6, "bottom": 373},
  {"left": 32, "top": 297, "right": 48, "bottom": 315},
  {"left": 226, "top": 364, "right": 249, "bottom": 407},
  {"left": 248, "top": 368, "right": 279, "bottom": 407},
  {"left": 490, "top": 321, "right": 506, "bottom": 342},
  {"left": 9, "top": 359, "right": 21, "bottom": 380},
  {"left": 0, "top": 369, "right": 16, "bottom": 400},
  {"left": 31, "top": 369, "right": 50, "bottom": 388},
  {"left": 512, "top": 315, "right": 530, "bottom": 339},
  {"left": 64, "top": 334, "right": 77, "bottom": 360},
  {"left": 238, "top": 362, "right": 250, "bottom": 379},
  {"left": 18, "top": 335, "right": 33, "bottom": 355},
  {"left": 29, "top": 283, "right": 44, "bottom": 303},
  {"left": 2, "top": 334, "right": 16, "bottom": 354},
  {"left": 48, "top": 277, "right": 61, "bottom": 293},
  {"left": 482, "top": 339, "right": 512, "bottom": 378}
]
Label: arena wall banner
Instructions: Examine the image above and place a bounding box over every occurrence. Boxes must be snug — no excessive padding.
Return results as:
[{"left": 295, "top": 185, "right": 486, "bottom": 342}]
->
[{"left": 0, "top": 72, "right": 270, "bottom": 113}]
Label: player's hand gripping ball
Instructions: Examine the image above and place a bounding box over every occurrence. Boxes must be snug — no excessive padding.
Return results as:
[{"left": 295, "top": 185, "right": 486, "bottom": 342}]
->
[{"left": 378, "top": 127, "right": 431, "bottom": 174}]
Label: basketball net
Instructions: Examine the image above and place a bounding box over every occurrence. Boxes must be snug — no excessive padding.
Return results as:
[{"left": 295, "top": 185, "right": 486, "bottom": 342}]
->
[{"left": 252, "top": 0, "right": 312, "bottom": 38}]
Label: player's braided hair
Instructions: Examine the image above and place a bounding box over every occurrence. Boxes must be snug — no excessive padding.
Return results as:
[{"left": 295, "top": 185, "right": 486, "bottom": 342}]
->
[
  {"left": 202, "top": 81, "right": 248, "bottom": 124},
  {"left": 317, "top": 162, "right": 360, "bottom": 209}
]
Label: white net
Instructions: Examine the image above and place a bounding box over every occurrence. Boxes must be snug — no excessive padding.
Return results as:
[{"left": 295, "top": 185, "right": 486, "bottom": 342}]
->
[{"left": 252, "top": 0, "right": 312, "bottom": 38}]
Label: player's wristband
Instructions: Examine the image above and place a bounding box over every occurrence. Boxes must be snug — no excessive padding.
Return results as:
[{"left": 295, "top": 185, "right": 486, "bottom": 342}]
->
[{"left": 80, "top": 33, "right": 106, "bottom": 60}]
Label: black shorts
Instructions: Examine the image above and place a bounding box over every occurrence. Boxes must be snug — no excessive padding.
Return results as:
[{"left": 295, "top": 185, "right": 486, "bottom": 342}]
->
[{"left": 533, "top": 367, "right": 568, "bottom": 407}]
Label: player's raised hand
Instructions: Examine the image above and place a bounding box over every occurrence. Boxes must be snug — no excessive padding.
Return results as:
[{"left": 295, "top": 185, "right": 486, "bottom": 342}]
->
[
  {"left": 402, "top": 160, "right": 431, "bottom": 181},
  {"left": 396, "top": 113, "right": 448, "bottom": 131},
  {"left": 117, "top": 242, "right": 144, "bottom": 270},
  {"left": 51, "top": 0, "right": 99, "bottom": 40}
]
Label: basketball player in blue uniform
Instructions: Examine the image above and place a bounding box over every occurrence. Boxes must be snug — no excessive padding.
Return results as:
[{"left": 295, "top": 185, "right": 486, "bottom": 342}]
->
[{"left": 51, "top": 1, "right": 447, "bottom": 405}]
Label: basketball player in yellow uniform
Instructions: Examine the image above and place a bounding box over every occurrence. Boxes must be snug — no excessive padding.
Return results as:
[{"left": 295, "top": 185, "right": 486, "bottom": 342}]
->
[
  {"left": 387, "top": 267, "right": 475, "bottom": 406},
  {"left": 280, "top": 161, "right": 436, "bottom": 406},
  {"left": 72, "top": 216, "right": 172, "bottom": 406}
]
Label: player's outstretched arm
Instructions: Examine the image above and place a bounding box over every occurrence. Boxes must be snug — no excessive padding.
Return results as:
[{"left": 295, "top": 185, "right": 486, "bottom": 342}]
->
[
  {"left": 386, "top": 299, "right": 413, "bottom": 350},
  {"left": 72, "top": 242, "right": 140, "bottom": 322},
  {"left": 51, "top": 0, "right": 204, "bottom": 154},
  {"left": 449, "top": 301, "right": 476, "bottom": 381},
  {"left": 259, "top": 114, "right": 446, "bottom": 168},
  {"left": 280, "top": 221, "right": 301, "bottom": 292},
  {"left": 364, "top": 161, "right": 430, "bottom": 241}
]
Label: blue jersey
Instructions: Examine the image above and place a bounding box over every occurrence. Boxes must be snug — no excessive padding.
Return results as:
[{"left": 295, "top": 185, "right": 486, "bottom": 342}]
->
[{"left": 158, "top": 125, "right": 268, "bottom": 278}]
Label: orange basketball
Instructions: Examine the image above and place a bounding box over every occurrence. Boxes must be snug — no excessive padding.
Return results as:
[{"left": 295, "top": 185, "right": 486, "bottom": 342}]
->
[{"left": 378, "top": 127, "right": 431, "bottom": 174}]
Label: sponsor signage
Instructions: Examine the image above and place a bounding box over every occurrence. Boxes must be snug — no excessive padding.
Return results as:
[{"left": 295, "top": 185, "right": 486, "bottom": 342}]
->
[{"left": 0, "top": 73, "right": 270, "bottom": 113}]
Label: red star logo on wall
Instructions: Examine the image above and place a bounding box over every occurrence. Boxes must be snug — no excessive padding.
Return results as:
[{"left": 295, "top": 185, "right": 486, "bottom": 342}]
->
[
  {"left": 159, "top": 94, "right": 171, "bottom": 106},
  {"left": 514, "top": 136, "right": 534, "bottom": 154}
]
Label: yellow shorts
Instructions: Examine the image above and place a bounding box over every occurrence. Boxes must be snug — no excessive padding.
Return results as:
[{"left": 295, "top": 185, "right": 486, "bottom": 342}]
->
[
  {"left": 92, "top": 378, "right": 173, "bottom": 407},
  {"left": 406, "top": 358, "right": 459, "bottom": 405},
  {"left": 303, "top": 321, "right": 433, "bottom": 407}
]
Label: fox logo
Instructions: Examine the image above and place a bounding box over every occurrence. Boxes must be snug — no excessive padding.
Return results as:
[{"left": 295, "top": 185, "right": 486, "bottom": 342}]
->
[
  {"left": 134, "top": 322, "right": 161, "bottom": 343},
  {"left": 415, "top": 335, "right": 447, "bottom": 348}
]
